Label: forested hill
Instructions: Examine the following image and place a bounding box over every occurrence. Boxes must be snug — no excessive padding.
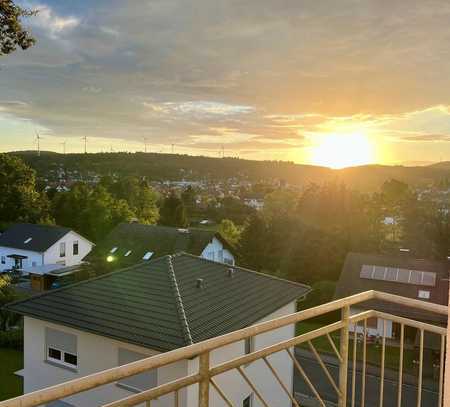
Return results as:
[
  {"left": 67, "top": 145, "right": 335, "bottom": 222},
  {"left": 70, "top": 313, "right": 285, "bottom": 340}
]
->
[{"left": 10, "top": 151, "right": 450, "bottom": 191}]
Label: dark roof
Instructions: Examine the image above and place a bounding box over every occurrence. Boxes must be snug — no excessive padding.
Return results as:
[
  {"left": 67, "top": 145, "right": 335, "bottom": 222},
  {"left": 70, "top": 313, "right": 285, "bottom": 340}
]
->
[
  {"left": 0, "top": 223, "right": 72, "bottom": 253},
  {"left": 88, "top": 223, "right": 236, "bottom": 267},
  {"left": 7, "top": 253, "right": 310, "bottom": 352},
  {"left": 335, "top": 252, "right": 449, "bottom": 323}
]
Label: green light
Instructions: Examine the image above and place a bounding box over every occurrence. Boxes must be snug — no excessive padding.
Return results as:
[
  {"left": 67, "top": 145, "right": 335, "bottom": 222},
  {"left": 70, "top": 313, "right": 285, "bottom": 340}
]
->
[{"left": 106, "top": 255, "right": 114, "bottom": 263}]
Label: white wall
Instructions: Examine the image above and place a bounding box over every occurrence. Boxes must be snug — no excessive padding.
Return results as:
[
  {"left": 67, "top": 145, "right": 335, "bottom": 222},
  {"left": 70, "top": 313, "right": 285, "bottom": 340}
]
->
[
  {"left": 349, "top": 307, "right": 393, "bottom": 338},
  {"left": 43, "top": 232, "right": 93, "bottom": 267},
  {"left": 23, "top": 301, "right": 297, "bottom": 407},
  {"left": 186, "top": 302, "right": 297, "bottom": 407},
  {"left": 201, "top": 237, "right": 235, "bottom": 265},
  {"left": 0, "top": 247, "right": 43, "bottom": 272},
  {"left": 23, "top": 317, "right": 188, "bottom": 407}
]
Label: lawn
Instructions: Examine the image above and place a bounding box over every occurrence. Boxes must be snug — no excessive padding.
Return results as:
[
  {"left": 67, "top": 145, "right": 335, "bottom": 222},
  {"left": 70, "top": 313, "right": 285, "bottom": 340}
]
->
[{"left": 0, "top": 348, "right": 23, "bottom": 401}]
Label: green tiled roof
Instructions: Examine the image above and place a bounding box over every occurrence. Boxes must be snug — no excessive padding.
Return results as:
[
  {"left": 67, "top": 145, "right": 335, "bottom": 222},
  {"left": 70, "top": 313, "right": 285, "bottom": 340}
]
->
[
  {"left": 87, "top": 223, "right": 236, "bottom": 267},
  {"left": 7, "top": 253, "right": 310, "bottom": 351}
]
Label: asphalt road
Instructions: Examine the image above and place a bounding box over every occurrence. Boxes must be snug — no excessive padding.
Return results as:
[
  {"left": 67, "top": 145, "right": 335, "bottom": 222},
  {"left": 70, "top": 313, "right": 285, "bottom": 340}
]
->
[{"left": 294, "top": 350, "right": 439, "bottom": 407}]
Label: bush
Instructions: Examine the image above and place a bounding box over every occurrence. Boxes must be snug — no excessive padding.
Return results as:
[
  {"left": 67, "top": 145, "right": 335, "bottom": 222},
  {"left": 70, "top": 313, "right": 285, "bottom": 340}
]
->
[{"left": 0, "top": 329, "right": 23, "bottom": 350}]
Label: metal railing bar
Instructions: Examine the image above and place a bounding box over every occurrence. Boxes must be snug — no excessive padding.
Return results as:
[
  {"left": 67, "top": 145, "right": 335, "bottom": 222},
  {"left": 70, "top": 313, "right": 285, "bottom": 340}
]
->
[
  {"left": 210, "top": 378, "right": 235, "bottom": 407},
  {"left": 210, "top": 321, "right": 344, "bottom": 377},
  {"left": 307, "top": 341, "right": 341, "bottom": 396},
  {"left": 361, "top": 319, "right": 367, "bottom": 407},
  {"left": 439, "top": 334, "right": 445, "bottom": 407},
  {"left": 397, "top": 323, "right": 404, "bottom": 407},
  {"left": 237, "top": 366, "right": 271, "bottom": 407},
  {"left": 286, "top": 348, "right": 326, "bottom": 407},
  {"left": 372, "top": 311, "right": 447, "bottom": 335},
  {"left": 417, "top": 329, "right": 424, "bottom": 407},
  {"left": 326, "top": 333, "right": 342, "bottom": 363},
  {"left": 102, "top": 373, "right": 201, "bottom": 407},
  {"left": 379, "top": 319, "right": 386, "bottom": 407},
  {"left": 373, "top": 291, "right": 448, "bottom": 316},
  {"left": 351, "top": 321, "right": 358, "bottom": 407},
  {"left": 262, "top": 356, "right": 301, "bottom": 407}
]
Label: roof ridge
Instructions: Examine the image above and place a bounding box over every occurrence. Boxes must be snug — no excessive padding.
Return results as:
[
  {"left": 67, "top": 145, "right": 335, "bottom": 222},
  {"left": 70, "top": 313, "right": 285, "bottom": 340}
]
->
[
  {"left": 167, "top": 255, "right": 193, "bottom": 346},
  {"left": 177, "top": 252, "right": 312, "bottom": 290}
]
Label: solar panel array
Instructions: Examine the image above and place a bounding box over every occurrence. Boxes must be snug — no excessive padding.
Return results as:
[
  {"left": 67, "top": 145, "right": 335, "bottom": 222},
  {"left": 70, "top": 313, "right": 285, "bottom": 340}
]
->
[{"left": 360, "top": 265, "right": 436, "bottom": 287}]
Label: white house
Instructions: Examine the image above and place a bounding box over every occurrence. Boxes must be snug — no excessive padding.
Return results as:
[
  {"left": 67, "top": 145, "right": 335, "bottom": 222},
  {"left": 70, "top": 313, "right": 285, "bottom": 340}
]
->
[
  {"left": 8, "top": 253, "right": 310, "bottom": 407},
  {"left": 0, "top": 223, "right": 94, "bottom": 273},
  {"left": 89, "top": 223, "right": 236, "bottom": 268}
]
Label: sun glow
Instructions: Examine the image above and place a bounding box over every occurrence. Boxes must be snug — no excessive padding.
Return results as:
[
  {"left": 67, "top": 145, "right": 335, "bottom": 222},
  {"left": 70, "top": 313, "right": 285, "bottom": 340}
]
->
[{"left": 310, "top": 133, "right": 375, "bottom": 169}]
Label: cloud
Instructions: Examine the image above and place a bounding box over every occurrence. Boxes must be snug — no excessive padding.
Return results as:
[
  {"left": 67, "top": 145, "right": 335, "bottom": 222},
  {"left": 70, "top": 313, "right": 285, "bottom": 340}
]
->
[{"left": 30, "top": 3, "right": 80, "bottom": 39}]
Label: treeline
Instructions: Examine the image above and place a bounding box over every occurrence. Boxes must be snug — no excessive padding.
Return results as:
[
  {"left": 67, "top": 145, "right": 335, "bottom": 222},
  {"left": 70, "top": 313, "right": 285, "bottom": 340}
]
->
[{"left": 237, "top": 180, "right": 449, "bottom": 285}]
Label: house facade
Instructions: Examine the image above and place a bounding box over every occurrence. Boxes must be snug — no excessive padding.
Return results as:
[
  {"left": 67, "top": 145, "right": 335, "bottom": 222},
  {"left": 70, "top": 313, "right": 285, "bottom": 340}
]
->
[
  {"left": 0, "top": 224, "right": 93, "bottom": 273},
  {"left": 9, "top": 253, "right": 310, "bottom": 407}
]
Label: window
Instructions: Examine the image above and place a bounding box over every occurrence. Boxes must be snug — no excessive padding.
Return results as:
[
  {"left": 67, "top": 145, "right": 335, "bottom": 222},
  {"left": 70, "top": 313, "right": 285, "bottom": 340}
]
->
[
  {"left": 218, "top": 249, "right": 224, "bottom": 262},
  {"left": 142, "top": 251, "right": 154, "bottom": 260},
  {"left": 1, "top": 256, "right": 5, "bottom": 264},
  {"left": 73, "top": 241, "right": 79, "bottom": 256},
  {"left": 243, "top": 394, "right": 253, "bottom": 407},
  {"left": 418, "top": 290, "right": 430, "bottom": 299},
  {"left": 224, "top": 257, "right": 235, "bottom": 265},
  {"left": 60, "top": 242, "right": 66, "bottom": 257},
  {"left": 244, "top": 337, "right": 254, "bottom": 355},
  {"left": 117, "top": 349, "right": 157, "bottom": 392},
  {"left": 32, "top": 261, "right": 37, "bottom": 267},
  {"left": 46, "top": 328, "right": 77, "bottom": 369}
]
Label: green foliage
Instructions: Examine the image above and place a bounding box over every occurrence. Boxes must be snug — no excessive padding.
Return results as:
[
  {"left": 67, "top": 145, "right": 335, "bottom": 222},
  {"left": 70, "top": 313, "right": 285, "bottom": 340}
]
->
[
  {"left": 160, "top": 193, "right": 188, "bottom": 227},
  {"left": 263, "top": 189, "right": 298, "bottom": 221},
  {"left": 0, "top": 329, "right": 23, "bottom": 349},
  {"left": 51, "top": 183, "right": 135, "bottom": 241},
  {"left": 0, "top": 275, "right": 21, "bottom": 331},
  {"left": 0, "top": 0, "right": 36, "bottom": 55},
  {"left": 238, "top": 214, "right": 268, "bottom": 271},
  {"left": 218, "top": 219, "right": 242, "bottom": 245},
  {"left": 0, "top": 154, "right": 51, "bottom": 224}
]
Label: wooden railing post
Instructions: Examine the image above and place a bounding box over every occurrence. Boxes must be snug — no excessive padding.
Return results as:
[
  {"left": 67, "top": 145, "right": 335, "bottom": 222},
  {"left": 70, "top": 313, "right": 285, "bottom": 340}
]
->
[
  {"left": 199, "top": 351, "right": 210, "bottom": 407},
  {"left": 338, "top": 305, "right": 350, "bottom": 407}
]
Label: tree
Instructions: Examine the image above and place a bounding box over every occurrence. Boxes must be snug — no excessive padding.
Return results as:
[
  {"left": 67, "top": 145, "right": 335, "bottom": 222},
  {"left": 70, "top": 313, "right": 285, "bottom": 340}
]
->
[
  {"left": 160, "top": 193, "right": 188, "bottom": 227},
  {"left": 238, "top": 214, "right": 268, "bottom": 271},
  {"left": 0, "top": 153, "right": 51, "bottom": 224},
  {"left": 0, "top": 275, "right": 20, "bottom": 331},
  {"left": 218, "top": 219, "right": 241, "bottom": 246},
  {"left": 0, "top": 0, "right": 36, "bottom": 55},
  {"left": 263, "top": 189, "right": 298, "bottom": 222}
]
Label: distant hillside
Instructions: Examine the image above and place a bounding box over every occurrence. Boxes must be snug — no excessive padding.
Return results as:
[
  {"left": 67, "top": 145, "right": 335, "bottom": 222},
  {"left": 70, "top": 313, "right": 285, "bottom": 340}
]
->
[{"left": 9, "top": 151, "right": 450, "bottom": 191}]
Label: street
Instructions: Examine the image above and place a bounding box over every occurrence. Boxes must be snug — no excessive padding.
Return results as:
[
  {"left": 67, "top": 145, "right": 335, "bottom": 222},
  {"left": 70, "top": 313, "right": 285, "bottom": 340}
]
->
[{"left": 294, "top": 349, "right": 439, "bottom": 407}]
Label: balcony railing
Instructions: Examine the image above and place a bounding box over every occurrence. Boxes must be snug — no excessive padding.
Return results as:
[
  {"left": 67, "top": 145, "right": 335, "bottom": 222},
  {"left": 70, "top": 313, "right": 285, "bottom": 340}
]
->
[{"left": 0, "top": 290, "right": 447, "bottom": 407}]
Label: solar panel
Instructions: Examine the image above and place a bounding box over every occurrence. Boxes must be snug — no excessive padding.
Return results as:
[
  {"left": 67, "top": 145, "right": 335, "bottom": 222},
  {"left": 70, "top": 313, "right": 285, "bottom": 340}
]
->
[{"left": 360, "top": 265, "right": 437, "bottom": 287}]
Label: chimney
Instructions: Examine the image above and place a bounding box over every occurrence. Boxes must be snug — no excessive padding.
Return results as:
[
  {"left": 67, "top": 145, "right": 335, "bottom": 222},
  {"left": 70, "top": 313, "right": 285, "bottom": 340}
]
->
[{"left": 196, "top": 278, "right": 204, "bottom": 289}]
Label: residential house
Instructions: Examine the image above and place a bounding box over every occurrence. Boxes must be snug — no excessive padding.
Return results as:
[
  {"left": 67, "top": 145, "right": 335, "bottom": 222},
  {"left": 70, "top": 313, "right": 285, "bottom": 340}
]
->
[
  {"left": 0, "top": 223, "right": 93, "bottom": 274},
  {"left": 89, "top": 223, "right": 236, "bottom": 268},
  {"left": 334, "top": 252, "right": 449, "bottom": 339},
  {"left": 7, "top": 253, "right": 310, "bottom": 407}
]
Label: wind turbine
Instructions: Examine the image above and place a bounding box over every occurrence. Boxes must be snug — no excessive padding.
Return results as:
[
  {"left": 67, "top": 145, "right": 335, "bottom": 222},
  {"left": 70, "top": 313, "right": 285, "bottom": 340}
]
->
[
  {"left": 143, "top": 137, "right": 148, "bottom": 153},
  {"left": 61, "top": 141, "right": 66, "bottom": 155},
  {"left": 35, "top": 131, "right": 42, "bottom": 157},
  {"left": 81, "top": 136, "right": 87, "bottom": 154}
]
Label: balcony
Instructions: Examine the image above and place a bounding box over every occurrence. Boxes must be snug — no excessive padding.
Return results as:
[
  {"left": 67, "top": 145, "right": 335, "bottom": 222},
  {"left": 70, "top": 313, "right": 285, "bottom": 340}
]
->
[{"left": 0, "top": 290, "right": 447, "bottom": 407}]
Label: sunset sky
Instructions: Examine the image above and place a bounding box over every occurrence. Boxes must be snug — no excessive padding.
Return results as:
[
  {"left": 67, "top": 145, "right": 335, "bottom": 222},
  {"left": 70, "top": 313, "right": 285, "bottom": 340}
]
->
[{"left": 1, "top": 0, "right": 450, "bottom": 167}]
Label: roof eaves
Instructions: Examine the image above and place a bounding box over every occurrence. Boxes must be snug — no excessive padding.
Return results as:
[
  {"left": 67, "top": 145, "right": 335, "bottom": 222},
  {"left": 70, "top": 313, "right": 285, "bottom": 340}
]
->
[{"left": 167, "top": 255, "right": 194, "bottom": 346}]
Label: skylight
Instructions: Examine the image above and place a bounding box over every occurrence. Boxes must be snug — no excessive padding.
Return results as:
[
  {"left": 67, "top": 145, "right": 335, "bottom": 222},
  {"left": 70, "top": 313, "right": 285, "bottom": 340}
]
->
[
  {"left": 110, "top": 247, "right": 118, "bottom": 253},
  {"left": 143, "top": 252, "right": 154, "bottom": 260},
  {"left": 360, "top": 265, "right": 436, "bottom": 287},
  {"left": 124, "top": 250, "right": 132, "bottom": 257},
  {"left": 24, "top": 237, "right": 32, "bottom": 244}
]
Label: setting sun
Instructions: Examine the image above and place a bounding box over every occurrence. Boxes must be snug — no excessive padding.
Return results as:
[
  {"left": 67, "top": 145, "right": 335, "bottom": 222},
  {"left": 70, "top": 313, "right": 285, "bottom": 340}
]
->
[{"left": 310, "top": 133, "right": 375, "bottom": 169}]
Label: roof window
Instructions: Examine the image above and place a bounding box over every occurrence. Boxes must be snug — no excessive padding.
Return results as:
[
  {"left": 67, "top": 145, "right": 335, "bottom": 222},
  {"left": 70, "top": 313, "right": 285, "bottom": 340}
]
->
[
  {"left": 124, "top": 250, "right": 132, "bottom": 257},
  {"left": 143, "top": 252, "right": 154, "bottom": 260},
  {"left": 110, "top": 247, "right": 118, "bottom": 253},
  {"left": 24, "top": 237, "right": 32, "bottom": 244}
]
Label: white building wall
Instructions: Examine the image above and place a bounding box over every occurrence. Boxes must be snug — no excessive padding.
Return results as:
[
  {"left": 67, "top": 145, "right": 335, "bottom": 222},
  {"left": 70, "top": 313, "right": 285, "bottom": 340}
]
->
[
  {"left": 201, "top": 237, "right": 235, "bottom": 265},
  {"left": 0, "top": 247, "right": 43, "bottom": 272},
  {"left": 350, "top": 307, "right": 393, "bottom": 338},
  {"left": 23, "top": 317, "right": 188, "bottom": 407},
  {"left": 186, "top": 302, "right": 297, "bottom": 407},
  {"left": 43, "top": 232, "right": 93, "bottom": 267}
]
